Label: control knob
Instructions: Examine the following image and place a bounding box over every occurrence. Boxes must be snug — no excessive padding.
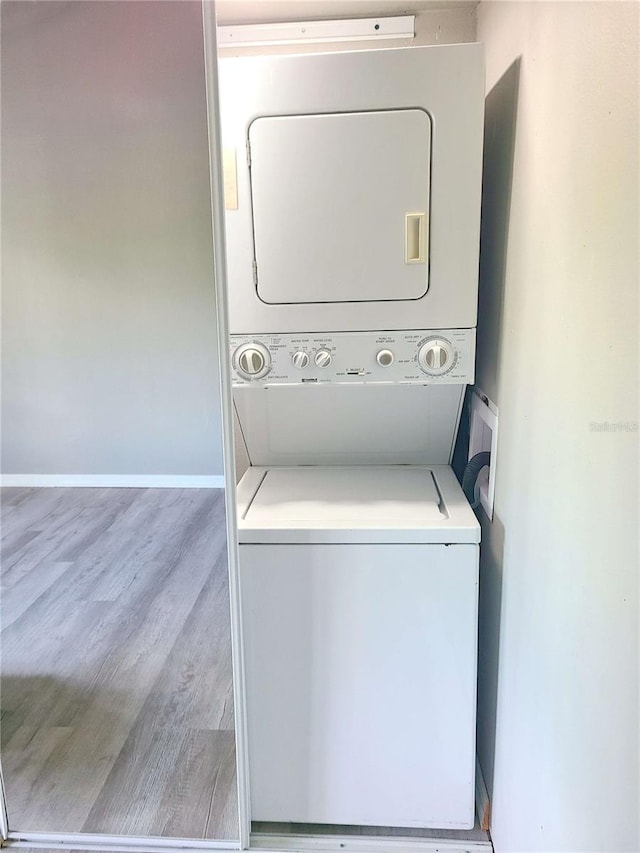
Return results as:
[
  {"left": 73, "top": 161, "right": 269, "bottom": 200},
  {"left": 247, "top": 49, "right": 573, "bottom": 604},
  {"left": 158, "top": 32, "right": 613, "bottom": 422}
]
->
[
  {"left": 315, "top": 349, "right": 332, "bottom": 368},
  {"left": 376, "top": 349, "right": 394, "bottom": 367},
  {"left": 234, "top": 341, "right": 271, "bottom": 380},
  {"left": 292, "top": 351, "right": 309, "bottom": 369},
  {"left": 418, "top": 338, "right": 454, "bottom": 376}
]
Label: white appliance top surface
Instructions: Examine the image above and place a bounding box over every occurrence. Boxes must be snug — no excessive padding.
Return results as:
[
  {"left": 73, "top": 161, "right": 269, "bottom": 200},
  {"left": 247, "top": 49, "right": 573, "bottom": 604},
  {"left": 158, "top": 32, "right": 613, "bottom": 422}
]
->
[
  {"left": 246, "top": 466, "right": 444, "bottom": 524},
  {"left": 237, "top": 465, "right": 480, "bottom": 544}
]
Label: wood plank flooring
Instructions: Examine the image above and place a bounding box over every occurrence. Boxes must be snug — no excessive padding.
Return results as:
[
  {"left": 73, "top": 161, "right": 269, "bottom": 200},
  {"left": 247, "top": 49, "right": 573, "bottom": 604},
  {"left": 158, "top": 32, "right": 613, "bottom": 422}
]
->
[{"left": 0, "top": 487, "right": 238, "bottom": 840}]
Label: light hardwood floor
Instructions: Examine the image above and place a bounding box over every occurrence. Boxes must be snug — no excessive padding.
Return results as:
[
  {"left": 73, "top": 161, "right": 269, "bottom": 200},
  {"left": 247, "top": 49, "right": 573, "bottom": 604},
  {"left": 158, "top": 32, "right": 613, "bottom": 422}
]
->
[{"left": 0, "top": 487, "right": 238, "bottom": 840}]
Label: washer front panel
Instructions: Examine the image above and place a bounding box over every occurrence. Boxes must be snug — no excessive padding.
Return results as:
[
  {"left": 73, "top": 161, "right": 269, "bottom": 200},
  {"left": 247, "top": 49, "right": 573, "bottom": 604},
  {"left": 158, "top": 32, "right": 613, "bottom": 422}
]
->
[{"left": 240, "top": 541, "right": 479, "bottom": 827}]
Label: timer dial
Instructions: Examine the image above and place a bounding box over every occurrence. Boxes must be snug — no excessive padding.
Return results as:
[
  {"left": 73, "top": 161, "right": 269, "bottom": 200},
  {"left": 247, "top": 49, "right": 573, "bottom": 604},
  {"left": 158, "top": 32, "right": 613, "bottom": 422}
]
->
[
  {"left": 234, "top": 342, "right": 271, "bottom": 380},
  {"left": 418, "top": 338, "right": 455, "bottom": 376}
]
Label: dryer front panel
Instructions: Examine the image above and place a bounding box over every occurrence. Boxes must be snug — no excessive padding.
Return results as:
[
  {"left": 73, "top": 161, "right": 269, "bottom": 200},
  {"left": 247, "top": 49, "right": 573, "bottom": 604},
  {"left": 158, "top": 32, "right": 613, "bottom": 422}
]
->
[
  {"left": 220, "top": 44, "right": 484, "bottom": 334},
  {"left": 249, "top": 110, "right": 431, "bottom": 305}
]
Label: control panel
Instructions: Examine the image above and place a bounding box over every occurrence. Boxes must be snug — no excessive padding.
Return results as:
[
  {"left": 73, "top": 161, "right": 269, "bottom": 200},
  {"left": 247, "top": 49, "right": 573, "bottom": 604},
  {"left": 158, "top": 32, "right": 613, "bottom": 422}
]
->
[{"left": 230, "top": 329, "right": 475, "bottom": 386}]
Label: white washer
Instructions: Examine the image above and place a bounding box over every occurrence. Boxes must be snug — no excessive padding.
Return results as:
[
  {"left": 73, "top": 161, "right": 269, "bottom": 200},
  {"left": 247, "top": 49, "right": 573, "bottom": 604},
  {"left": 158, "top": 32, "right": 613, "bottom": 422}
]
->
[{"left": 237, "top": 465, "right": 480, "bottom": 829}]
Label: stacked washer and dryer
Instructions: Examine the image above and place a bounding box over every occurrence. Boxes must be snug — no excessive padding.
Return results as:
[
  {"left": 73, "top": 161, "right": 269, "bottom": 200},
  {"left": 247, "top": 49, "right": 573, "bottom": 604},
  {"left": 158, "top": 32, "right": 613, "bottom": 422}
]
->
[{"left": 219, "top": 43, "right": 484, "bottom": 830}]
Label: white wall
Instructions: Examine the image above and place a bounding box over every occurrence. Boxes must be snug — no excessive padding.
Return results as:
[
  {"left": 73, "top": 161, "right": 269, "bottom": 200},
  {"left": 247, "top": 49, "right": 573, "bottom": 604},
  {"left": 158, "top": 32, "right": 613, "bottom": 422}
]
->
[
  {"left": 1, "top": 1, "right": 224, "bottom": 482},
  {"left": 475, "top": 2, "right": 639, "bottom": 850}
]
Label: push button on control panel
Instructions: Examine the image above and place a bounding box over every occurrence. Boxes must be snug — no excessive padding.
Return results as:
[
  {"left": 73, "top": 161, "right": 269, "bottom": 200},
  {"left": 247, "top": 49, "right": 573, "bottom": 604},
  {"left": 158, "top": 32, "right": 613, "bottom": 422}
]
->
[{"left": 376, "top": 349, "right": 394, "bottom": 367}]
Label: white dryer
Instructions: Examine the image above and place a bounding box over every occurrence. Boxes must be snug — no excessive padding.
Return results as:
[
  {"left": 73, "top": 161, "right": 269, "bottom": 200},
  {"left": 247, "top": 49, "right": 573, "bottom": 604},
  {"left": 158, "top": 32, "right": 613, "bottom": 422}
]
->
[
  {"left": 237, "top": 466, "right": 479, "bottom": 829},
  {"left": 219, "top": 43, "right": 484, "bottom": 336}
]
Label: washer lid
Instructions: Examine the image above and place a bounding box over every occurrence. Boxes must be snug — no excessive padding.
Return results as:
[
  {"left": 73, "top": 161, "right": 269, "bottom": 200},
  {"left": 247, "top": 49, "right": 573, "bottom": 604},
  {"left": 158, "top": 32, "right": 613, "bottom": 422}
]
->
[
  {"left": 245, "top": 466, "right": 444, "bottom": 526},
  {"left": 237, "top": 466, "right": 480, "bottom": 544}
]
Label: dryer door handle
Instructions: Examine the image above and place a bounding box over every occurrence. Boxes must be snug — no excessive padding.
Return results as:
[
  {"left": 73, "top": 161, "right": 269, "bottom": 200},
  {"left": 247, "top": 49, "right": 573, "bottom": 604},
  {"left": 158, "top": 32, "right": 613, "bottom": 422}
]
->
[{"left": 405, "top": 212, "right": 426, "bottom": 264}]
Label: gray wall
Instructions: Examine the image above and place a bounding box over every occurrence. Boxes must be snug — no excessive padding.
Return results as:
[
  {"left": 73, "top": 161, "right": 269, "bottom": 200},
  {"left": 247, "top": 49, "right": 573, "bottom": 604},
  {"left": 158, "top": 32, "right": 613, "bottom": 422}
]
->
[
  {"left": 1, "top": 1, "right": 224, "bottom": 478},
  {"left": 476, "top": 2, "right": 639, "bottom": 850}
]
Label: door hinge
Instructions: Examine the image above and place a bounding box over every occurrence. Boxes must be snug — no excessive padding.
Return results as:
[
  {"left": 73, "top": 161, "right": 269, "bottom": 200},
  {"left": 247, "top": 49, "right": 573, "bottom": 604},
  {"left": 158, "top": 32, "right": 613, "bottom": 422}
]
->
[
  {"left": 246, "top": 139, "right": 251, "bottom": 168},
  {"left": 252, "top": 260, "right": 258, "bottom": 287}
]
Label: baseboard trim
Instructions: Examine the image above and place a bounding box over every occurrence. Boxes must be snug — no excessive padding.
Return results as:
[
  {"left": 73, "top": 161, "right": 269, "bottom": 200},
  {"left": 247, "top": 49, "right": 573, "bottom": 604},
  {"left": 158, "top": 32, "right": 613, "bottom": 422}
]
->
[
  {"left": 0, "top": 475, "right": 225, "bottom": 489},
  {"left": 475, "top": 756, "right": 491, "bottom": 832},
  {"left": 5, "top": 831, "right": 238, "bottom": 852}
]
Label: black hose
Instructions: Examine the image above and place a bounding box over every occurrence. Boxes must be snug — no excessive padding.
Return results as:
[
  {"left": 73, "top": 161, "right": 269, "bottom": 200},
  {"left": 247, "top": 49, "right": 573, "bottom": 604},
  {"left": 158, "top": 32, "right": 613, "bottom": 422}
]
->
[{"left": 462, "top": 451, "right": 491, "bottom": 507}]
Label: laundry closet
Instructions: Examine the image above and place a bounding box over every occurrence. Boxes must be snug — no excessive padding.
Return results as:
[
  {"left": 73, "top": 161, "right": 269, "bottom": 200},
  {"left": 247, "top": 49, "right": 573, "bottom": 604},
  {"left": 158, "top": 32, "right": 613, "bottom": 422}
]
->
[
  {"left": 0, "top": 3, "right": 635, "bottom": 853},
  {"left": 218, "top": 30, "right": 484, "bottom": 833}
]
